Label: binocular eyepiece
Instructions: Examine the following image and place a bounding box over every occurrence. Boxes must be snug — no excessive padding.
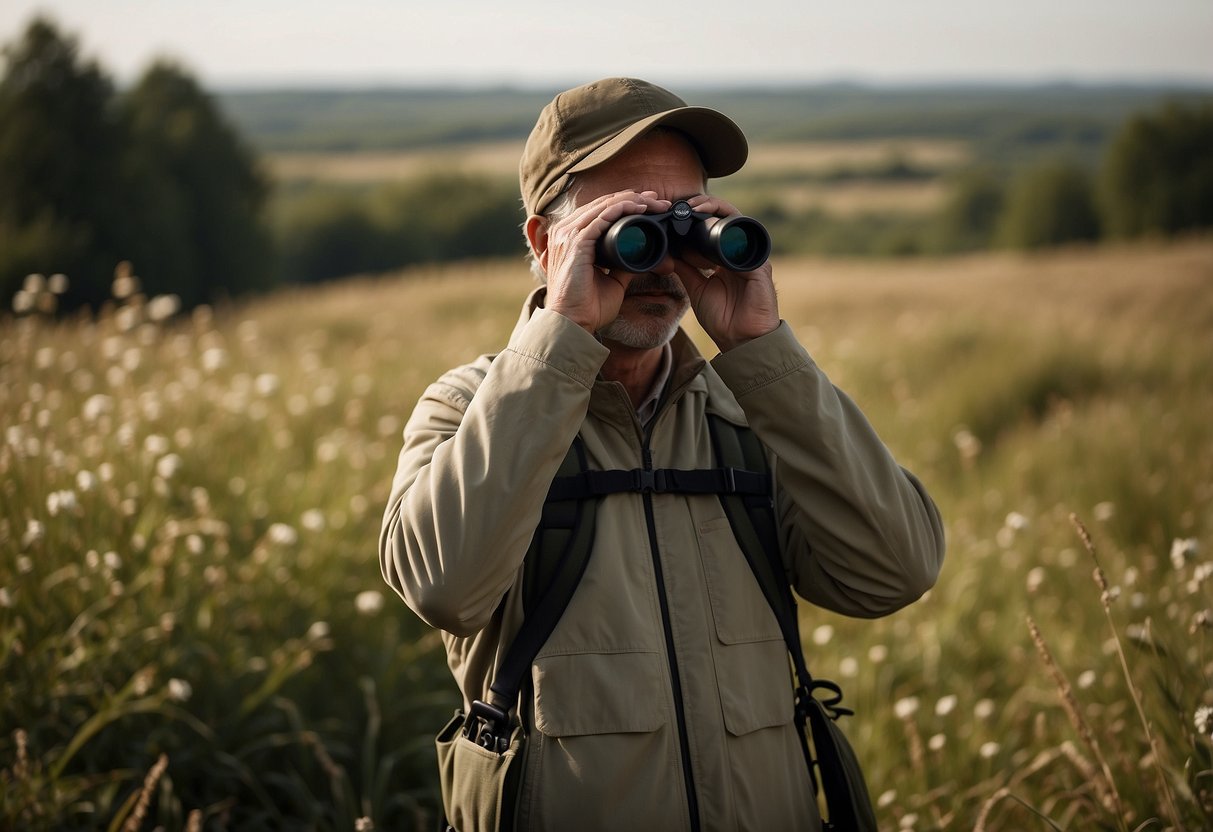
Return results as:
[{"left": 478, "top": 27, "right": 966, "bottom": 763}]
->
[{"left": 596, "top": 200, "right": 771, "bottom": 274}]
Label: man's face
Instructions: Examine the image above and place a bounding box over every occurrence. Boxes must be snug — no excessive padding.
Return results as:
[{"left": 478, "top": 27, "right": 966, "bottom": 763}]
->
[{"left": 570, "top": 131, "right": 705, "bottom": 350}]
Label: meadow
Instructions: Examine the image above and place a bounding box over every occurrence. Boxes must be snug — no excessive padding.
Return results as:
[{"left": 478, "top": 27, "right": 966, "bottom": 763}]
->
[{"left": 2, "top": 239, "right": 1212, "bottom": 830}]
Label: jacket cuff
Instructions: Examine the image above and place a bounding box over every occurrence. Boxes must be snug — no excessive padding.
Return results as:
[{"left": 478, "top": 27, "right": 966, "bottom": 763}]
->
[
  {"left": 710, "top": 321, "right": 816, "bottom": 398},
  {"left": 505, "top": 308, "right": 610, "bottom": 389}
]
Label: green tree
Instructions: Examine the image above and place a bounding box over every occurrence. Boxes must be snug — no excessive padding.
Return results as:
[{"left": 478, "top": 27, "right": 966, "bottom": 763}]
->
[
  {"left": 929, "top": 167, "right": 1006, "bottom": 253},
  {"left": 1099, "top": 100, "right": 1213, "bottom": 238},
  {"left": 997, "top": 159, "right": 1100, "bottom": 250},
  {"left": 0, "top": 17, "right": 128, "bottom": 307},
  {"left": 121, "top": 61, "right": 274, "bottom": 305}
]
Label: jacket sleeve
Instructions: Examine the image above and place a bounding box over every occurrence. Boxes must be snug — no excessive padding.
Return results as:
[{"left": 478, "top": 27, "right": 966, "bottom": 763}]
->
[
  {"left": 379, "top": 309, "right": 609, "bottom": 636},
  {"left": 711, "top": 321, "right": 945, "bottom": 618}
]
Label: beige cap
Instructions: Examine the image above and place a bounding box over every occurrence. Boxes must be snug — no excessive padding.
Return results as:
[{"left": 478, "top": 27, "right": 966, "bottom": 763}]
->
[{"left": 519, "top": 77, "right": 749, "bottom": 216}]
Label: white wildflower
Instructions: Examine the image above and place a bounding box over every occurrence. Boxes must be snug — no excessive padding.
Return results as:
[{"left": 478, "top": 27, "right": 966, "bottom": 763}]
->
[
  {"left": 934, "top": 695, "right": 958, "bottom": 717},
  {"left": 144, "top": 434, "right": 170, "bottom": 456},
  {"left": 893, "top": 696, "right": 920, "bottom": 720},
  {"left": 868, "top": 644, "right": 888, "bottom": 663},
  {"left": 254, "top": 373, "right": 280, "bottom": 397},
  {"left": 1195, "top": 705, "right": 1213, "bottom": 737},
  {"left": 355, "top": 590, "right": 385, "bottom": 616},
  {"left": 974, "top": 699, "right": 996, "bottom": 720},
  {"left": 307, "top": 621, "right": 330, "bottom": 641},
  {"left": 838, "top": 657, "right": 859, "bottom": 678},
  {"left": 47, "top": 273, "right": 69, "bottom": 294},
  {"left": 877, "top": 789, "right": 896, "bottom": 809},
  {"left": 201, "top": 347, "right": 227, "bottom": 373},
  {"left": 46, "top": 489, "right": 78, "bottom": 516},
  {"left": 1093, "top": 501, "right": 1115, "bottom": 522},
  {"left": 301, "top": 509, "right": 326, "bottom": 533},
  {"left": 979, "top": 741, "right": 1001, "bottom": 759},
  {"left": 21, "top": 521, "right": 44, "bottom": 548},
  {"left": 1005, "top": 511, "right": 1029, "bottom": 531},
  {"left": 1171, "top": 538, "right": 1201, "bottom": 570},
  {"left": 267, "top": 523, "right": 298, "bottom": 546},
  {"left": 112, "top": 271, "right": 139, "bottom": 300},
  {"left": 11, "top": 289, "right": 34, "bottom": 314},
  {"left": 155, "top": 453, "right": 182, "bottom": 479},
  {"left": 167, "top": 678, "right": 192, "bottom": 702},
  {"left": 23, "top": 273, "right": 46, "bottom": 294},
  {"left": 1077, "top": 670, "right": 1097, "bottom": 689},
  {"left": 76, "top": 470, "right": 97, "bottom": 492},
  {"left": 812, "top": 624, "right": 834, "bottom": 646},
  {"left": 103, "top": 551, "right": 122, "bottom": 570},
  {"left": 82, "top": 394, "right": 114, "bottom": 421},
  {"left": 952, "top": 427, "right": 981, "bottom": 460},
  {"left": 0, "top": 587, "right": 11, "bottom": 608},
  {"left": 927, "top": 733, "right": 946, "bottom": 751},
  {"left": 146, "top": 294, "right": 181, "bottom": 322},
  {"left": 899, "top": 813, "right": 918, "bottom": 830},
  {"left": 1026, "top": 566, "right": 1045, "bottom": 593}
]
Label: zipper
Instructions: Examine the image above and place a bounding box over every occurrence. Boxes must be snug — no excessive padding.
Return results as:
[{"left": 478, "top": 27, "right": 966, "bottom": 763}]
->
[{"left": 641, "top": 440, "right": 702, "bottom": 832}]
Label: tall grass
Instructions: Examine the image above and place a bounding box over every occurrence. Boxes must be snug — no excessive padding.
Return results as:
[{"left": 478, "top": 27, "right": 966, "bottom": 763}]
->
[{"left": 3, "top": 241, "right": 1212, "bottom": 829}]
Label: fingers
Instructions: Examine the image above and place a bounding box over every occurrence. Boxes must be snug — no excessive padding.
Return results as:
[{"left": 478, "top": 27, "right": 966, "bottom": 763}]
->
[{"left": 684, "top": 193, "right": 741, "bottom": 218}]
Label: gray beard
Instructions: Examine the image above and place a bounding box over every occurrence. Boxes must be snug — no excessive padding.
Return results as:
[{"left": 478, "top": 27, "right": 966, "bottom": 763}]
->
[
  {"left": 598, "top": 310, "right": 684, "bottom": 349},
  {"left": 597, "top": 274, "right": 689, "bottom": 349}
]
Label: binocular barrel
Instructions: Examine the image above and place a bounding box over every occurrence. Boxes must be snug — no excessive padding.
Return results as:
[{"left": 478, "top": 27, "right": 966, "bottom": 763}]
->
[{"left": 595, "top": 204, "right": 771, "bottom": 274}]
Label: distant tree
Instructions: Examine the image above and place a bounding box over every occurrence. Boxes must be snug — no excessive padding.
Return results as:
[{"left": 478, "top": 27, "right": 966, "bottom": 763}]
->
[
  {"left": 928, "top": 167, "right": 1005, "bottom": 252},
  {"left": 997, "top": 159, "right": 1100, "bottom": 250},
  {"left": 121, "top": 61, "right": 274, "bottom": 305},
  {"left": 0, "top": 17, "right": 128, "bottom": 307},
  {"left": 1099, "top": 100, "right": 1213, "bottom": 238}
]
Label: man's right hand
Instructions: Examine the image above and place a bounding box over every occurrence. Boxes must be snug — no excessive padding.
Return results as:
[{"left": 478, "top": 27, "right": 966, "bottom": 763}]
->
[{"left": 539, "top": 190, "right": 671, "bottom": 334}]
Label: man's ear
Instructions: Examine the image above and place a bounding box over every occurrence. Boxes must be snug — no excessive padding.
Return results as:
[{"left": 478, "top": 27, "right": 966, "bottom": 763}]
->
[{"left": 525, "top": 215, "right": 549, "bottom": 271}]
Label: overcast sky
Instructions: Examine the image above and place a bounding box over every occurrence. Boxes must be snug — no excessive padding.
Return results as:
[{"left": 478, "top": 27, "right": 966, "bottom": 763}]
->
[{"left": 3, "top": 0, "right": 1212, "bottom": 89}]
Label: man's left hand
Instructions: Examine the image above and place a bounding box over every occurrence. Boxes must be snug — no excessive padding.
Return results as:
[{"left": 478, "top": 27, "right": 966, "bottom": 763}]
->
[{"left": 668, "top": 194, "right": 781, "bottom": 353}]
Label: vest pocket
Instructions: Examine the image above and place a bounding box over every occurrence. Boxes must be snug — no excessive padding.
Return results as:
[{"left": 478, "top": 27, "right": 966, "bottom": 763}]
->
[
  {"left": 696, "top": 515, "right": 784, "bottom": 645},
  {"left": 714, "top": 637, "right": 795, "bottom": 735},
  {"left": 527, "top": 651, "right": 681, "bottom": 830},
  {"left": 532, "top": 650, "right": 666, "bottom": 736}
]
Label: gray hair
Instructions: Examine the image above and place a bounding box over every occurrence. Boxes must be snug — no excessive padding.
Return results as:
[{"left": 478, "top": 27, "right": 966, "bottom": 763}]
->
[{"left": 525, "top": 181, "right": 579, "bottom": 284}]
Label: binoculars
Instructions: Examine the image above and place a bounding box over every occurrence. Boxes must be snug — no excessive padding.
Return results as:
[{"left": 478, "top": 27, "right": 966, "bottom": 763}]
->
[{"left": 596, "top": 200, "right": 771, "bottom": 273}]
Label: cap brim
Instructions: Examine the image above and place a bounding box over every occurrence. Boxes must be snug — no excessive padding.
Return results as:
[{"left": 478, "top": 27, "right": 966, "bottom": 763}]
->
[{"left": 567, "top": 106, "right": 748, "bottom": 179}]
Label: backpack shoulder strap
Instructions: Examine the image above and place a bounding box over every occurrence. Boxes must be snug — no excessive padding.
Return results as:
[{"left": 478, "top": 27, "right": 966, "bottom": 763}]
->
[{"left": 477, "top": 437, "right": 597, "bottom": 721}]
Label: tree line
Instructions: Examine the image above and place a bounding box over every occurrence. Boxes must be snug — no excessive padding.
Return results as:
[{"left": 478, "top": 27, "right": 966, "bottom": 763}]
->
[{"left": 2, "top": 17, "right": 1212, "bottom": 314}]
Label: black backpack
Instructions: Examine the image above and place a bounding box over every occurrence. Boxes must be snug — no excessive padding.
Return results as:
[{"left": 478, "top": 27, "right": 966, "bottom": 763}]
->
[{"left": 465, "top": 415, "right": 878, "bottom": 831}]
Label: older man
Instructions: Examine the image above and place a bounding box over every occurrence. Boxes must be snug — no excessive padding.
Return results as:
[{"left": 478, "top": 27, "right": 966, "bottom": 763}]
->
[{"left": 380, "top": 77, "right": 945, "bottom": 831}]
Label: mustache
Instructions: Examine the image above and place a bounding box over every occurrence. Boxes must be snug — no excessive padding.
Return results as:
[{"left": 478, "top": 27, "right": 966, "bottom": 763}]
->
[{"left": 625, "top": 274, "right": 686, "bottom": 299}]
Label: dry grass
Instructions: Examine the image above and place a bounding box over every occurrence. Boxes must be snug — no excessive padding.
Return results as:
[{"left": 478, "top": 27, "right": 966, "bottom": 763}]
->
[{"left": 3, "top": 238, "right": 1212, "bottom": 830}]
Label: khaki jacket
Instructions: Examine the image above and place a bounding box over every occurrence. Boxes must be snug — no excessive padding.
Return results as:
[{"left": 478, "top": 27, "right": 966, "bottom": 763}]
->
[{"left": 380, "top": 288, "right": 945, "bottom": 831}]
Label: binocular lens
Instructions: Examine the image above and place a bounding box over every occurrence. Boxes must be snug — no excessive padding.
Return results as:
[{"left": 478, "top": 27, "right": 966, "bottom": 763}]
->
[
  {"left": 710, "top": 217, "right": 771, "bottom": 271},
  {"left": 615, "top": 225, "right": 661, "bottom": 268},
  {"left": 719, "top": 225, "right": 753, "bottom": 264}
]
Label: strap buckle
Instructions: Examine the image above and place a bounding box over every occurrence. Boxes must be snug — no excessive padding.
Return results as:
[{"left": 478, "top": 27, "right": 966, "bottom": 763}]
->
[
  {"left": 629, "top": 469, "right": 669, "bottom": 493},
  {"left": 465, "top": 699, "right": 511, "bottom": 753}
]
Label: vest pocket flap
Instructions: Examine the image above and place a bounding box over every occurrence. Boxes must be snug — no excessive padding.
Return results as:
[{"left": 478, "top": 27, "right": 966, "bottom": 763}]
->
[
  {"left": 533, "top": 651, "right": 667, "bottom": 737},
  {"left": 716, "top": 639, "right": 796, "bottom": 736},
  {"left": 697, "top": 516, "right": 784, "bottom": 645}
]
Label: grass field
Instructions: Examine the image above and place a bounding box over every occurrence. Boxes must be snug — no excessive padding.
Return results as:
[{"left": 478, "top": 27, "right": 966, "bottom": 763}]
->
[
  {"left": 267, "top": 138, "right": 967, "bottom": 218},
  {"left": 3, "top": 239, "right": 1212, "bottom": 830}
]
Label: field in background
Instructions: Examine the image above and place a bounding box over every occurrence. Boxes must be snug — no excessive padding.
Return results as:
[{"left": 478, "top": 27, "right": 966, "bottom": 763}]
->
[
  {"left": 3, "top": 240, "right": 1212, "bottom": 829},
  {"left": 267, "top": 137, "right": 969, "bottom": 219}
]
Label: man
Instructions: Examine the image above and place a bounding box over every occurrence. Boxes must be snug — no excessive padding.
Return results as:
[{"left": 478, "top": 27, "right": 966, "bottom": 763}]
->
[{"left": 380, "top": 77, "right": 945, "bottom": 830}]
